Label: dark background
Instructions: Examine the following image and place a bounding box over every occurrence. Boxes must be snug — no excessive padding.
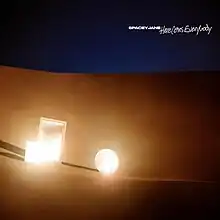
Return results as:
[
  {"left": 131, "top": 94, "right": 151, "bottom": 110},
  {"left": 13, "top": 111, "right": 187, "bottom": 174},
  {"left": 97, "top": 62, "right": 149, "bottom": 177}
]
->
[{"left": 1, "top": 1, "right": 219, "bottom": 73}]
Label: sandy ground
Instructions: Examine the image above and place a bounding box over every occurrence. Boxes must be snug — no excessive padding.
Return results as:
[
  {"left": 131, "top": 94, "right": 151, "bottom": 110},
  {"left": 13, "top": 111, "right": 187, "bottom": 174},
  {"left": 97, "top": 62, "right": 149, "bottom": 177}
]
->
[{"left": 0, "top": 155, "right": 218, "bottom": 219}]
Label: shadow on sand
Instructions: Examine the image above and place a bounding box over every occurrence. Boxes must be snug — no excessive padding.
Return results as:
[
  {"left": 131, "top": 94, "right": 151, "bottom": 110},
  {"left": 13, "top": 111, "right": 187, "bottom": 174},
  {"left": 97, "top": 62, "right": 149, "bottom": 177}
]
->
[
  {"left": 0, "top": 140, "right": 25, "bottom": 157},
  {"left": 0, "top": 151, "right": 24, "bottom": 161}
]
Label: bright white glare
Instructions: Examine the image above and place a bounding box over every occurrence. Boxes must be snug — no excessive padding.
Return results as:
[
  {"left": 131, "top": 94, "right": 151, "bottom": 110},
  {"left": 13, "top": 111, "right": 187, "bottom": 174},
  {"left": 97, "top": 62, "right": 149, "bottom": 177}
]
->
[
  {"left": 25, "top": 141, "right": 43, "bottom": 164},
  {"left": 25, "top": 138, "right": 62, "bottom": 163},
  {"left": 95, "top": 149, "right": 119, "bottom": 175}
]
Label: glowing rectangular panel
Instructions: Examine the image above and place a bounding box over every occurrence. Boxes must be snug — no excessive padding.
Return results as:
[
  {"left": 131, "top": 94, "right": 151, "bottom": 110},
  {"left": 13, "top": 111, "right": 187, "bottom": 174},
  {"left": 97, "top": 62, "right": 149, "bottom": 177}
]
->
[
  {"left": 38, "top": 117, "right": 67, "bottom": 162},
  {"left": 25, "top": 117, "right": 67, "bottom": 163}
]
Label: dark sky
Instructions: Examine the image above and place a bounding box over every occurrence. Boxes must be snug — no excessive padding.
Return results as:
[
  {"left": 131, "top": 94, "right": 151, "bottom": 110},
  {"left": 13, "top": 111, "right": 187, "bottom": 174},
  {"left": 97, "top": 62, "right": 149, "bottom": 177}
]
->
[{"left": 1, "top": 1, "right": 219, "bottom": 73}]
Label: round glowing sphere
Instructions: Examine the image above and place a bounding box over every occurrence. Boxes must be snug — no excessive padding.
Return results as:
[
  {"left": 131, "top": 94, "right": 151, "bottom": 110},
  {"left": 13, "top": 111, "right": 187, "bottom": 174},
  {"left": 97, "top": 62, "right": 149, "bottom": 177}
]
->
[{"left": 95, "top": 149, "right": 119, "bottom": 175}]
